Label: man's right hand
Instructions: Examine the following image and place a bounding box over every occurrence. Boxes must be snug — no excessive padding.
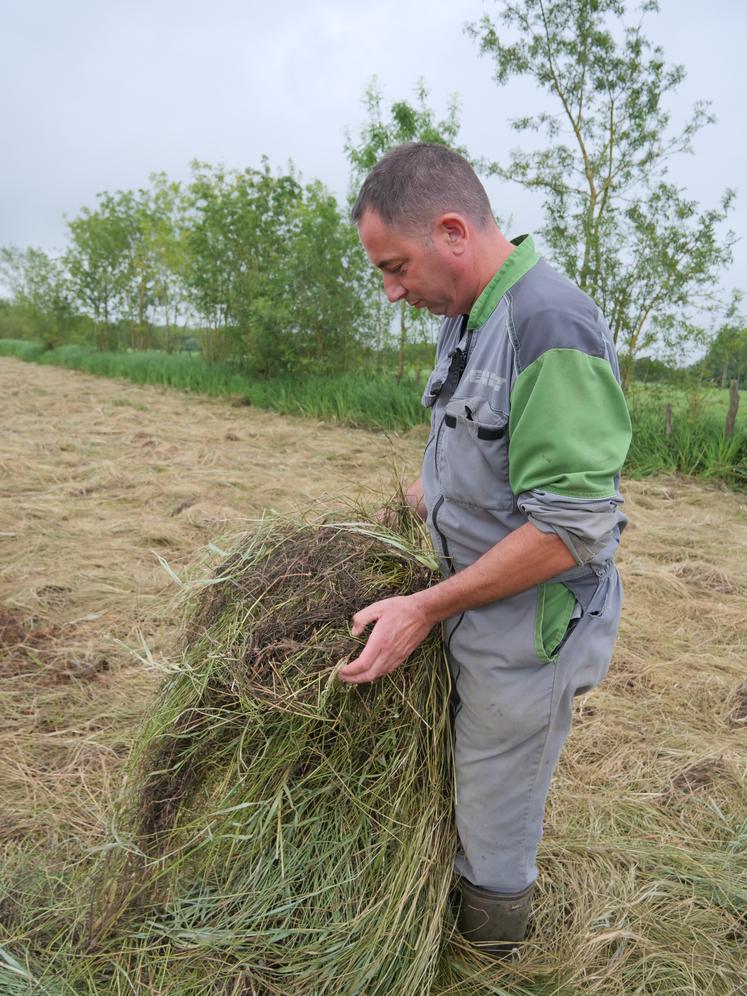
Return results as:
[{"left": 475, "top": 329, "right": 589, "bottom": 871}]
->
[
  {"left": 403, "top": 476, "right": 427, "bottom": 522},
  {"left": 375, "top": 476, "right": 427, "bottom": 527}
]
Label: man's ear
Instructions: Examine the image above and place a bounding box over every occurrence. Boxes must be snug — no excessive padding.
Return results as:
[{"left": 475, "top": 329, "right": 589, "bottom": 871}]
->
[{"left": 437, "top": 214, "right": 468, "bottom": 253}]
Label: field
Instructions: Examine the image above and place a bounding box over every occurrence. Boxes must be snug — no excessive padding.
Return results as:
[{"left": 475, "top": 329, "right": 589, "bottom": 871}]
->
[
  {"left": 1, "top": 356, "right": 746, "bottom": 994},
  {"left": 1, "top": 341, "right": 746, "bottom": 492}
]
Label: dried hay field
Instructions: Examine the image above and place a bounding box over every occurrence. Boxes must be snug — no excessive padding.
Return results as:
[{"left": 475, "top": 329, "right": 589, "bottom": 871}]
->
[{"left": 1, "top": 356, "right": 746, "bottom": 995}]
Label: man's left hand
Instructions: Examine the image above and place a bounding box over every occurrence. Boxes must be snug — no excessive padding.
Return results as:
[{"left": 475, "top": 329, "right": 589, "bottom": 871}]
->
[{"left": 338, "top": 595, "right": 434, "bottom": 684}]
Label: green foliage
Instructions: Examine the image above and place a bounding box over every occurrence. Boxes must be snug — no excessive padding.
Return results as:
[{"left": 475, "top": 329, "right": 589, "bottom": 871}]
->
[
  {"left": 0, "top": 299, "right": 37, "bottom": 340},
  {"left": 63, "top": 177, "right": 189, "bottom": 352},
  {"left": 631, "top": 355, "right": 684, "bottom": 386},
  {"left": 0, "top": 247, "right": 78, "bottom": 348},
  {"left": 345, "top": 79, "right": 465, "bottom": 380},
  {"left": 185, "top": 161, "right": 299, "bottom": 364},
  {"left": 697, "top": 292, "right": 747, "bottom": 388},
  {"left": 345, "top": 78, "right": 464, "bottom": 180},
  {"left": 0, "top": 338, "right": 46, "bottom": 360},
  {"left": 625, "top": 383, "right": 747, "bottom": 486},
  {"left": 185, "top": 161, "right": 369, "bottom": 374},
  {"left": 5, "top": 161, "right": 374, "bottom": 374},
  {"left": 703, "top": 326, "right": 747, "bottom": 388},
  {"left": 467, "top": 0, "right": 737, "bottom": 386},
  {"left": 65, "top": 196, "right": 134, "bottom": 348}
]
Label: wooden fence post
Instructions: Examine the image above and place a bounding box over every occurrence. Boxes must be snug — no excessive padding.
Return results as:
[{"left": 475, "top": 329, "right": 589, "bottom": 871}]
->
[{"left": 725, "top": 379, "right": 740, "bottom": 439}]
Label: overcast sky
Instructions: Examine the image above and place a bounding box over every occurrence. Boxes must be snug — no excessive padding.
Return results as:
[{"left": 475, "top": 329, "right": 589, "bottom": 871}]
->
[{"left": 2, "top": 0, "right": 745, "bottom": 313}]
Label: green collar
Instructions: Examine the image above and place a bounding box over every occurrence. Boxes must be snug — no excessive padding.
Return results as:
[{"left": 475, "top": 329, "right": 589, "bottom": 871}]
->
[{"left": 467, "top": 234, "right": 540, "bottom": 331}]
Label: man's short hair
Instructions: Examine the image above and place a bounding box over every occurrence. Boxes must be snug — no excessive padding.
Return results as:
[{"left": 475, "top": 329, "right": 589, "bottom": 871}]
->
[{"left": 351, "top": 142, "right": 494, "bottom": 235}]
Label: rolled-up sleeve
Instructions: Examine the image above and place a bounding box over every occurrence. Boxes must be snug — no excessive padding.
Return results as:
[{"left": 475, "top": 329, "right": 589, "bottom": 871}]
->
[{"left": 508, "top": 347, "right": 632, "bottom": 564}]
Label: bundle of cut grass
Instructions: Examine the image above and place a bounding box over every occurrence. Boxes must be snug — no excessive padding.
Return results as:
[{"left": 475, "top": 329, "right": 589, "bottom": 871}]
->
[{"left": 72, "top": 510, "right": 456, "bottom": 994}]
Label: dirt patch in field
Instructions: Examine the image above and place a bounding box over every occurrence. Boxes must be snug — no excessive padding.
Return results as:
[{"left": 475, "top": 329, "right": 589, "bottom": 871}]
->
[
  {"left": 0, "top": 605, "right": 88, "bottom": 682},
  {"left": 0, "top": 606, "right": 27, "bottom": 648},
  {"left": 729, "top": 679, "right": 747, "bottom": 724}
]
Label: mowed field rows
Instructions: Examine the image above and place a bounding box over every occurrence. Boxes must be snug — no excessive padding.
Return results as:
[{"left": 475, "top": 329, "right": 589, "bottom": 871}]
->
[{"left": 1, "top": 356, "right": 746, "bottom": 994}]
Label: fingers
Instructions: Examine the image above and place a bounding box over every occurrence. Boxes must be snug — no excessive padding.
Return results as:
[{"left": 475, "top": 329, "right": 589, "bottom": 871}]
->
[
  {"left": 339, "top": 623, "right": 390, "bottom": 683},
  {"left": 339, "top": 666, "right": 381, "bottom": 685},
  {"left": 338, "top": 650, "right": 388, "bottom": 684},
  {"left": 341, "top": 595, "right": 432, "bottom": 685},
  {"left": 351, "top": 602, "right": 383, "bottom": 637},
  {"left": 373, "top": 506, "right": 396, "bottom": 527},
  {"left": 338, "top": 654, "right": 377, "bottom": 680},
  {"left": 339, "top": 626, "right": 383, "bottom": 678}
]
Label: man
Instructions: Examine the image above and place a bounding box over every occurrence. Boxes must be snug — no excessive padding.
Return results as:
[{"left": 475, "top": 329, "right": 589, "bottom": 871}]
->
[{"left": 338, "top": 142, "right": 631, "bottom": 953}]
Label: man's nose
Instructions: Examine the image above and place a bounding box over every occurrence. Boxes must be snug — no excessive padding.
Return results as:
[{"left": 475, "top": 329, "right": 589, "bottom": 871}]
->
[{"left": 382, "top": 273, "right": 407, "bottom": 303}]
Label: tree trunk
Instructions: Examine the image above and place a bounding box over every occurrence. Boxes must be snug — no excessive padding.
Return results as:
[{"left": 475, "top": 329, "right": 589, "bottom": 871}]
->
[
  {"left": 664, "top": 403, "right": 673, "bottom": 440},
  {"left": 620, "top": 352, "right": 634, "bottom": 392}
]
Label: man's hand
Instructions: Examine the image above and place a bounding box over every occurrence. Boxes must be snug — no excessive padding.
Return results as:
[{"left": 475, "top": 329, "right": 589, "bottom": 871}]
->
[
  {"left": 337, "top": 523, "right": 576, "bottom": 685},
  {"left": 338, "top": 595, "right": 434, "bottom": 684},
  {"left": 373, "top": 476, "right": 428, "bottom": 528}
]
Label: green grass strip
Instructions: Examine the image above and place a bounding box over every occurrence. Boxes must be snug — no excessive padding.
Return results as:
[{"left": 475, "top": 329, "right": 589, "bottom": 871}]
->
[
  {"left": 0, "top": 340, "right": 428, "bottom": 433},
  {"left": 2, "top": 339, "right": 746, "bottom": 488}
]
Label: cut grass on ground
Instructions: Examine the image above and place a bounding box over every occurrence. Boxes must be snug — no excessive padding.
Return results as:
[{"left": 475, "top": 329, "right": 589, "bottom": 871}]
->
[{"left": 0, "top": 358, "right": 746, "bottom": 994}]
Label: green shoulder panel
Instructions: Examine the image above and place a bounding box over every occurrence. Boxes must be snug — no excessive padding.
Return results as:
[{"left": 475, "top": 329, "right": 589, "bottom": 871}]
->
[
  {"left": 467, "top": 235, "right": 540, "bottom": 331},
  {"left": 509, "top": 348, "right": 632, "bottom": 499}
]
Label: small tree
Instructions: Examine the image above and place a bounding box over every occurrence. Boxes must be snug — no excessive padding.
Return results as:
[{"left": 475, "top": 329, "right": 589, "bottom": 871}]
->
[
  {"left": 185, "top": 161, "right": 305, "bottom": 368},
  {"left": 0, "top": 246, "right": 76, "bottom": 348},
  {"left": 700, "top": 292, "right": 747, "bottom": 389},
  {"left": 279, "top": 181, "right": 371, "bottom": 374},
  {"left": 467, "top": 0, "right": 737, "bottom": 388},
  {"left": 345, "top": 80, "right": 465, "bottom": 382},
  {"left": 148, "top": 173, "right": 191, "bottom": 353},
  {"left": 65, "top": 201, "right": 133, "bottom": 350}
]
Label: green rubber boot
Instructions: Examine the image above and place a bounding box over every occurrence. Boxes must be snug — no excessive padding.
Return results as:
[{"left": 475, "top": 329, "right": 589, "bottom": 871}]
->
[{"left": 456, "top": 878, "right": 534, "bottom": 956}]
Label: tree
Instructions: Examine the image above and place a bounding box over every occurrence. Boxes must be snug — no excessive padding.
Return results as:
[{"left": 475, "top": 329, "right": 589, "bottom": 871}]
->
[
  {"left": 467, "top": 0, "right": 737, "bottom": 388},
  {"left": 65, "top": 198, "right": 133, "bottom": 350},
  {"left": 279, "top": 180, "right": 371, "bottom": 374},
  {"left": 0, "top": 245, "right": 76, "bottom": 348},
  {"left": 700, "top": 292, "right": 747, "bottom": 388},
  {"left": 185, "top": 161, "right": 368, "bottom": 374},
  {"left": 147, "top": 173, "right": 191, "bottom": 353},
  {"left": 185, "top": 161, "right": 305, "bottom": 367},
  {"left": 345, "top": 80, "right": 465, "bottom": 382}
]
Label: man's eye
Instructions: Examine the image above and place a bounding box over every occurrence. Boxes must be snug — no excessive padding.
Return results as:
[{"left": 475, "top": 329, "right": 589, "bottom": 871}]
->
[{"left": 389, "top": 265, "right": 403, "bottom": 275}]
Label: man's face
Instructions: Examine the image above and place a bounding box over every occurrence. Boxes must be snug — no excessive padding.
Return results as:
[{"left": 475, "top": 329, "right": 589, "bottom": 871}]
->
[{"left": 357, "top": 210, "right": 467, "bottom": 317}]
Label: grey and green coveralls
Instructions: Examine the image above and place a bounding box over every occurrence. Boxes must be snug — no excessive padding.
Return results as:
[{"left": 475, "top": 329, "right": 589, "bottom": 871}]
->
[{"left": 421, "top": 235, "right": 632, "bottom": 894}]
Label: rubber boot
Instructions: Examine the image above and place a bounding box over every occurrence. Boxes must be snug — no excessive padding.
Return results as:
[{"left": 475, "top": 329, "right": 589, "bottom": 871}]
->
[{"left": 456, "top": 877, "right": 534, "bottom": 956}]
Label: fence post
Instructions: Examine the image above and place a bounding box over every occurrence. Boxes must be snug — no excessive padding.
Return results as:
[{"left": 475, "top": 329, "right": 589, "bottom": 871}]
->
[
  {"left": 725, "top": 379, "right": 740, "bottom": 439},
  {"left": 665, "top": 402, "right": 673, "bottom": 440}
]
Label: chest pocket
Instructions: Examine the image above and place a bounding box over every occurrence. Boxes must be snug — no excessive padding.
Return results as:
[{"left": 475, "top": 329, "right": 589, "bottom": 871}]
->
[
  {"left": 437, "top": 394, "right": 514, "bottom": 511},
  {"left": 421, "top": 353, "right": 453, "bottom": 409}
]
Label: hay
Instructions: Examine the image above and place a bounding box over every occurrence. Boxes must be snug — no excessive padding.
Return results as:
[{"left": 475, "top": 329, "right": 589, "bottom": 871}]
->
[{"left": 71, "top": 512, "right": 456, "bottom": 994}]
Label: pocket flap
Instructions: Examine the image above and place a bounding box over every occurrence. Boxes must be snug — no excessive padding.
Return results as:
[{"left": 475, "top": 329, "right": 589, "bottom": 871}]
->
[
  {"left": 421, "top": 355, "right": 453, "bottom": 408},
  {"left": 444, "top": 395, "right": 508, "bottom": 438}
]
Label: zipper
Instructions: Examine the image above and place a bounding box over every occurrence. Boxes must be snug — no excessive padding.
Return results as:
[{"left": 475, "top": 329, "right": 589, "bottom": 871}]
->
[
  {"left": 445, "top": 610, "right": 465, "bottom": 654},
  {"left": 433, "top": 415, "right": 446, "bottom": 474},
  {"left": 431, "top": 495, "right": 453, "bottom": 574},
  {"left": 428, "top": 319, "right": 474, "bottom": 581}
]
